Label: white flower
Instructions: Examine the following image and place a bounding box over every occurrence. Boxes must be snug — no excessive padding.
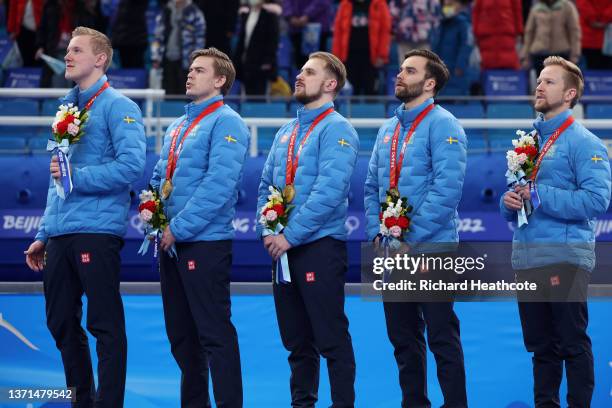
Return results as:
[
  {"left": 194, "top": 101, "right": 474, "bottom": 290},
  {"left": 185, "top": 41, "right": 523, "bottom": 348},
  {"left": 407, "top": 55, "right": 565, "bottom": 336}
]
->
[
  {"left": 517, "top": 153, "right": 528, "bottom": 165},
  {"left": 67, "top": 123, "right": 79, "bottom": 136},
  {"left": 67, "top": 103, "right": 73, "bottom": 108},
  {"left": 383, "top": 209, "right": 394, "bottom": 219},
  {"left": 265, "top": 210, "right": 278, "bottom": 222},
  {"left": 515, "top": 129, "right": 526, "bottom": 137},
  {"left": 59, "top": 105, "right": 68, "bottom": 112},
  {"left": 139, "top": 209, "right": 153, "bottom": 223},
  {"left": 519, "top": 135, "right": 535, "bottom": 146},
  {"left": 73, "top": 111, "right": 80, "bottom": 119},
  {"left": 390, "top": 225, "right": 402, "bottom": 238},
  {"left": 506, "top": 150, "right": 521, "bottom": 172},
  {"left": 512, "top": 139, "right": 519, "bottom": 148},
  {"left": 139, "top": 190, "right": 154, "bottom": 203},
  {"left": 259, "top": 215, "right": 267, "bottom": 225},
  {"left": 73, "top": 118, "right": 81, "bottom": 125}
]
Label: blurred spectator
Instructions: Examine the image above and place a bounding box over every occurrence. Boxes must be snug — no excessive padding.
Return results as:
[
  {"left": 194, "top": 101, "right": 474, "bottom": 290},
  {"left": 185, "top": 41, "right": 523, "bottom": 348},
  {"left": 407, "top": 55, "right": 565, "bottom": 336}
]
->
[
  {"left": 195, "top": 0, "right": 239, "bottom": 56},
  {"left": 151, "top": 0, "right": 205, "bottom": 95},
  {"left": 7, "top": 0, "right": 43, "bottom": 66},
  {"left": 576, "top": 0, "right": 612, "bottom": 69},
  {"left": 35, "top": 0, "right": 107, "bottom": 87},
  {"left": 111, "top": 0, "right": 148, "bottom": 68},
  {"left": 473, "top": 0, "right": 523, "bottom": 70},
  {"left": 283, "top": 0, "right": 333, "bottom": 69},
  {"left": 431, "top": 0, "right": 474, "bottom": 95},
  {"left": 234, "top": 0, "right": 281, "bottom": 96},
  {"left": 389, "top": 0, "right": 441, "bottom": 65},
  {"left": 522, "top": 0, "right": 581, "bottom": 75},
  {"left": 332, "top": 0, "right": 391, "bottom": 95}
]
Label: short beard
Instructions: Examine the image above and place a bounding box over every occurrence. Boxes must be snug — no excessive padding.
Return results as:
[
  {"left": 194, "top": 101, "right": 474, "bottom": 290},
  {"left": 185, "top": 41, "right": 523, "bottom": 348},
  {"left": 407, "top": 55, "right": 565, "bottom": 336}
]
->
[
  {"left": 395, "top": 79, "right": 427, "bottom": 104},
  {"left": 534, "top": 98, "right": 564, "bottom": 115},
  {"left": 295, "top": 84, "right": 324, "bottom": 105}
]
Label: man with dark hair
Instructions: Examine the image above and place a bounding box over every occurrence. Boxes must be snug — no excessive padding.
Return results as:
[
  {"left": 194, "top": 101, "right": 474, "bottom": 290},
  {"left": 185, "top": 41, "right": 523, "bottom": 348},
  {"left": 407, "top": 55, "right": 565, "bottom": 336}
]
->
[
  {"left": 24, "top": 27, "right": 146, "bottom": 407},
  {"left": 502, "top": 56, "right": 610, "bottom": 407},
  {"left": 150, "top": 47, "right": 249, "bottom": 407},
  {"left": 256, "top": 51, "right": 358, "bottom": 407},
  {"left": 364, "top": 49, "right": 468, "bottom": 407}
]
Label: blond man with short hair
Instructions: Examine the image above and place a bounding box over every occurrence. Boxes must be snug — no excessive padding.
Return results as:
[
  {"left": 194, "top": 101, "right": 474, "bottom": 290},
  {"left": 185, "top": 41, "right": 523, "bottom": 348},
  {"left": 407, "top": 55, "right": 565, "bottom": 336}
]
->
[
  {"left": 502, "top": 56, "right": 611, "bottom": 407},
  {"left": 24, "top": 26, "right": 146, "bottom": 407}
]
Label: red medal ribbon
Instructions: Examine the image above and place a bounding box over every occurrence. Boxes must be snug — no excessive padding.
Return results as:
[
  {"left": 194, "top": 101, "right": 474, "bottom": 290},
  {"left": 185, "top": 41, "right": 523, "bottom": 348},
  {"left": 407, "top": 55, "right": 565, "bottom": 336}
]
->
[
  {"left": 165, "top": 100, "right": 224, "bottom": 183},
  {"left": 389, "top": 103, "right": 435, "bottom": 189},
  {"left": 84, "top": 81, "right": 109, "bottom": 110},
  {"left": 285, "top": 107, "right": 334, "bottom": 186},
  {"left": 530, "top": 116, "right": 574, "bottom": 182}
]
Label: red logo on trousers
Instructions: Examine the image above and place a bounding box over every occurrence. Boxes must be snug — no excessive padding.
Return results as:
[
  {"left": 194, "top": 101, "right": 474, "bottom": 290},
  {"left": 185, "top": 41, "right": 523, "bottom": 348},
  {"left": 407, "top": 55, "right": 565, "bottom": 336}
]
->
[
  {"left": 81, "top": 253, "right": 90, "bottom": 264},
  {"left": 188, "top": 260, "right": 196, "bottom": 271},
  {"left": 550, "top": 275, "right": 560, "bottom": 286},
  {"left": 306, "top": 272, "right": 315, "bottom": 282}
]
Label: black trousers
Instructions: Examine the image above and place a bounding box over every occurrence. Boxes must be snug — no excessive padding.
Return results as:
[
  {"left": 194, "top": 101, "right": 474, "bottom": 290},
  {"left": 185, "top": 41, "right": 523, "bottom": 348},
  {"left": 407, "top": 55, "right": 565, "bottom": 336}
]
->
[
  {"left": 159, "top": 240, "right": 243, "bottom": 408},
  {"left": 383, "top": 300, "right": 467, "bottom": 408},
  {"left": 43, "top": 234, "right": 127, "bottom": 408},
  {"left": 516, "top": 264, "right": 593, "bottom": 408},
  {"left": 273, "top": 237, "right": 356, "bottom": 408}
]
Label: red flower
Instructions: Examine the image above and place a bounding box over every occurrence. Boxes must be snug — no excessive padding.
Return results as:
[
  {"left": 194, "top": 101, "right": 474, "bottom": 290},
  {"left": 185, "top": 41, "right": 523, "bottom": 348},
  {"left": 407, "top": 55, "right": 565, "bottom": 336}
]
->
[
  {"left": 523, "top": 145, "right": 537, "bottom": 158},
  {"left": 514, "top": 146, "right": 524, "bottom": 155},
  {"left": 56, "top": 119, "right": 69, "bottom": 134},
  {"left": 397, "top": 216, "right": 410, "bottom": 229},
  {"left": 384, "top": 217, "right": 398, "bottom": 228},
  {"left": 272, "top": 204, "right": 285, "bottom": 217},
  {"left": 139, "top": 200, "right": 157, "bottom": 213}
]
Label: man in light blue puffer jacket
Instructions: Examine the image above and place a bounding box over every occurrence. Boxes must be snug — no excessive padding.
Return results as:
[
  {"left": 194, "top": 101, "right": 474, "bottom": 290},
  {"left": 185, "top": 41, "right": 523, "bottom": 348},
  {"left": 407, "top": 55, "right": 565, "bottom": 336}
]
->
[
  {"left": 501, "top": 56, "right": 611, "bottom": 407},
  {"left": 256, "top": 52, "right": 358, "bottom": 407},
  {"left": 150, "top": 48, "right": 248, "bottom": 407},
  {"left": 24, "top": 27, "right": 146, "bottom": 407},
  {"left": 364, "top": 49, "right": 468, "bottom": 407}
]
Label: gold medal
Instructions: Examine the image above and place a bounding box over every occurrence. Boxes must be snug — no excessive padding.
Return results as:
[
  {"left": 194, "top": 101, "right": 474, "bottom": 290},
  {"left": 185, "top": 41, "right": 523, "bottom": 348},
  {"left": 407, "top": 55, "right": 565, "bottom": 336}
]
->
[
  {"left": 161, "top": 179, "right": 173, "bottom": 199},
  {"left": 283, "top": 184, "right": 295, "bottom": 203}
]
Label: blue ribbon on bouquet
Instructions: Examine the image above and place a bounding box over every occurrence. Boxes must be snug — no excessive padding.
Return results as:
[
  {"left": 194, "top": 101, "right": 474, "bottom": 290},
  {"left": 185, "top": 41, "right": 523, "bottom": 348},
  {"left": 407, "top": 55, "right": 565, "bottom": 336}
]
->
[
  {"left": 506, "top": 169, "right": 530, "bottom": 228},
  {"left": 47, "top": 139, "right": 73, "bottom": 200},
  {"left": 380, "top": 235, "right": 401, "bottom": 282},
  {"left": 263, "top": 223, "right": 291, "bottom": 284},
  {"left": 138, "top": 228, "right": 177, "bottom": 258}
]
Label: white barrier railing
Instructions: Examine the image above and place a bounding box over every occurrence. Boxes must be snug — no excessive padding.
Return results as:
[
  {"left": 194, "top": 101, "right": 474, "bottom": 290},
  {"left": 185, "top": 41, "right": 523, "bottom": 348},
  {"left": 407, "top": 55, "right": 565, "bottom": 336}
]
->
[{"left": 2, "top": 116, "right": 612, "bottom": 157}]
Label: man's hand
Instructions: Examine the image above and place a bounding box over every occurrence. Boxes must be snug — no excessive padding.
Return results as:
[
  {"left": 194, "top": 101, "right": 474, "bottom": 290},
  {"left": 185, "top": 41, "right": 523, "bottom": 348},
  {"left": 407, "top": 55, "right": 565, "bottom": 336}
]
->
[
  {"left": 50, "top": 156, "right": 61, "bottom": 180},
  {"left": 503, "top": 191, "right": 523, "bottom": 211},
  {"left": 263, "top": 235, "right": 274, "bottom": 251},
  {"left": 514, "top": 184, "right": 530, "bottom": 200},
  {"left": 24, "top": 241, "right": 45, "bottom": 272},
  {"left": 160, "top": 225, "right": 176, "bottom": 252},
  {"left": 268, "top": 234, "right": 292, "bottom": 261}
]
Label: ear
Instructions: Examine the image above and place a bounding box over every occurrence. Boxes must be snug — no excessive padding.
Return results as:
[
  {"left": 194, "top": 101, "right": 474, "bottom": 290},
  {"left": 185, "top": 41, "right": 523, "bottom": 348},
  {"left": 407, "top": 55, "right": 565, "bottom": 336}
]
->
[
  {"left": 324, "top": 78, "right": 338, "bottom": 94},
  {"left": 214, "top": 75, "right": 227, "bottom": 91},
  {"left": 95, "top": 53, "right": 107, "bottom": 70},
  {"left": 564, "top": 88, "right": 577, "bottom": 104},
  {"left": 424, "top": 78, "right": 436, "bottom": 93}
]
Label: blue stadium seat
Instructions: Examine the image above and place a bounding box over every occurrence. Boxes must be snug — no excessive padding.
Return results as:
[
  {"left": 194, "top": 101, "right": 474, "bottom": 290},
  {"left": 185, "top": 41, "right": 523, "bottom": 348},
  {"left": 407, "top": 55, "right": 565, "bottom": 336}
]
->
[
  {"left": 0, "top": 99, "right": 39, "bottom": 116},
  {"left": 585, "top": 103, "right": 612, "bottom": 119},
  {"left": 28, "top": 137, "right": 49, "bottom": 154},
  {"left": 442, "top": 103, "right": 485, "bottom": 119},
  {"left": 486, "top": 103, "right": 534, "bottom": 119},
  {"left": 256, "top": 127, "right": 278, "bottom": 153},
  {"left": 356, "top": 128, "right": 378, "bottom": 154},
  {"left": 347, "top": 103, "right": 385, "bottom": 118},
  {"left": 241, "top": 102, "right": 286, "bottom": 118},
  {"left": 159, "top": 100, "right": 186, "bottom": 117},
  {"left": 0, "top": 136, "right": 27, "bottom": 154}
]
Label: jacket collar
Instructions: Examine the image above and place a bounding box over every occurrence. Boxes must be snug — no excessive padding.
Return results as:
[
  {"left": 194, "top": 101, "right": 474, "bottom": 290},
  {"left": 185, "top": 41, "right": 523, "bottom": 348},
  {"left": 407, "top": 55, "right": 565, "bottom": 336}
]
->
[
  {"left": 533, "top": 109, "right": 572, "bottom": 141},
  {"left": 184, "top": 94, "right": 224, "bottom": 121},
  {"left": 297, "top": 101, "right": 335, "bottom": 127},
  {"left": 62, "top": 74, "right": 108, "bottom": 109},
  {"left": 394, "top": 97, "right": 434, "bottom": 128}
]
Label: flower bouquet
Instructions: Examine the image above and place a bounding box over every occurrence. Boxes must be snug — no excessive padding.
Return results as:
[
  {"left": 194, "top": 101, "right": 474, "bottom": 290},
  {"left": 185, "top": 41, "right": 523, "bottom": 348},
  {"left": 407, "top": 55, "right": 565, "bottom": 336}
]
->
[
  {"left": 47, "top": 103, "right": 90, "bottom": 199},
  {"left": 506, "top": 129, "right": 539, "bottom": 227},
  {"left": 379, "top": 188, "right": 412, "bottom": 251},
  {"left": 259, "top": 185, "right": 295, "bottom": 283},
  {"left": 137, "top": 187, "right": 175, "bottom": 257}
]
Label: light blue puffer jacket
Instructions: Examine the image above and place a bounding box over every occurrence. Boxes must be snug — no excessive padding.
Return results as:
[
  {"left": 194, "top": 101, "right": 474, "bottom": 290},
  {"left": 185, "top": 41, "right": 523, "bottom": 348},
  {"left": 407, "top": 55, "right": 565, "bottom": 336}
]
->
[
  {"left": 150, "top": 95, "right": 249, "bottom": 242},
  {"left": 35, "top": 75, "right": 146, "bottom": 243},
  {"left": 364, "top": 98, "right": 467, "bottom": 244},
  {"left": 256, "top": 102, "right": 359, "bottom": 247},
  {"left": 500, "top": 109, "right": 611, "bottom": 271}
]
